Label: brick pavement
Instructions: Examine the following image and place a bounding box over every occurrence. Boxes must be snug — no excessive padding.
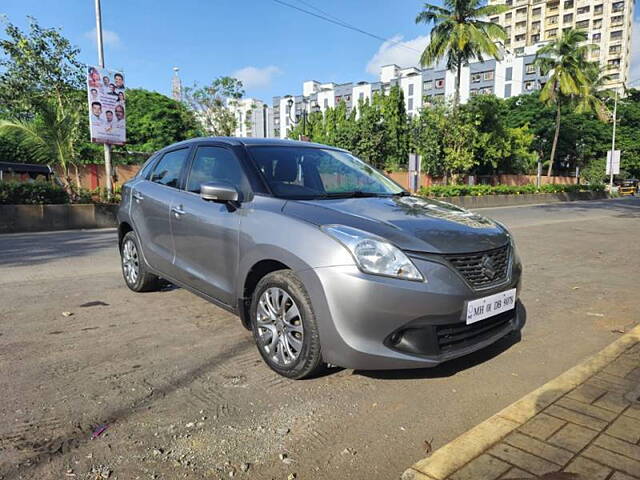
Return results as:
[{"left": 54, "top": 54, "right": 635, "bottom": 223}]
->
[{"left": 404, "top": 329, "right": 640, "bottom": 480}]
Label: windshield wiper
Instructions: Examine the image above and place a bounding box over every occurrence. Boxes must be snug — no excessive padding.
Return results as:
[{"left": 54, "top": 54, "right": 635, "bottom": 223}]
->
[
  {"left": 392, "top": 191, "right": 411, "bottom": 197},
  {"left": 324, "top": 191, "right": 387, "bottom": 198}
]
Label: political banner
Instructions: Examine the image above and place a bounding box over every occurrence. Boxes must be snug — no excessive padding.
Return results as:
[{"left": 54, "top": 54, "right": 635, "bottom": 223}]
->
[{"left": 87, "top": 65, "right": 126, "bottom": 145}]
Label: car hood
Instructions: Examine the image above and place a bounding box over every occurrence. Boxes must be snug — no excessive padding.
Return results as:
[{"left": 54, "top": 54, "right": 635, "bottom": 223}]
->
[{"left": 283, "top": 196, "right": 509, "bottom": 254}]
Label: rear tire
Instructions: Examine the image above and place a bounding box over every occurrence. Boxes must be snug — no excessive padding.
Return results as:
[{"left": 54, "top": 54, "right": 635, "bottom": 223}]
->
[
  {"left": 120, "top": 231, "right": 162, "bottom": 292},
  {"left": 250, "top": 270, "right": 324, "bottom": 379}
]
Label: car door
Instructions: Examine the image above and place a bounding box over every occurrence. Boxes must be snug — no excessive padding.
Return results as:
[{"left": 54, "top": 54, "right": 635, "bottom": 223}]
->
[
  {"left": 130, "top": 146, "right": 191, "bottom": 275},
  {"left": 170, "top": 145, "right": 250, "bottom": 305}
]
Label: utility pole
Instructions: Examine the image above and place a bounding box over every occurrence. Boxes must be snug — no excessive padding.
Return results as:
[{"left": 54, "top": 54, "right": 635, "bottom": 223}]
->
[
  {"left": 609, "top": 88, "right": 618, "bottom": 191},
  {"left": 94, "top": 0, "right": 113, "bottom": 200}
]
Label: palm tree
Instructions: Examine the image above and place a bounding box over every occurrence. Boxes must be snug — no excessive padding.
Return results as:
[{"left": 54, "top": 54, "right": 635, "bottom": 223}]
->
[
  {"left": 0, "top": 98, "right": 80, "bottom": 191},
  {"left": 416, "top": 0, "right": 508, "bottom": 108},
  {"left": 534, "top": 28, "right": 606, "bottom": 177}
]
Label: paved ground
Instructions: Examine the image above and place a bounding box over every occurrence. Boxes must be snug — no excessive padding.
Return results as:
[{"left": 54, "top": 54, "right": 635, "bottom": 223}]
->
[
  {"left": 405, "top": 326, "right": 640, "bottom": 480},
  {"left": 0, "top": 197, "right": 639, "bottom": 480}
]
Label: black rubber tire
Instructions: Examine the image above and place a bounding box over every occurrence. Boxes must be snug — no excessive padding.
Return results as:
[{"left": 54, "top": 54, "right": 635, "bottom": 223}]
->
[
  {"left": 120, "top": 231, "right": 162, "bottom": 292},
  {"left": 250, "top": 270, "right": 324, "bottom": 379}
]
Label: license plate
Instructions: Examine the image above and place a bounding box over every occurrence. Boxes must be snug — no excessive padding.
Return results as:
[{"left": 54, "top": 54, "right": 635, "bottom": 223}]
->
[{"left": 466, "top": 288, "right": 517, "bottom": 325}]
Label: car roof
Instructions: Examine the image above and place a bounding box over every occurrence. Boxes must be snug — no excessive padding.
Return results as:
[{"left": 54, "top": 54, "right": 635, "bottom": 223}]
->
[{"left": 166, "top": 136, "right": 348, "bottom": 151}]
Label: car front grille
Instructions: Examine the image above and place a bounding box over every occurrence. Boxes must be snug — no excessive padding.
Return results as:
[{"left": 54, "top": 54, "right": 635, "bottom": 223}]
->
[
  {"left": 436, "top": 310, "right": 514, "bottom": 354},
  {"left": 444, "top": 245, "right": 510, "bottom": 289}
]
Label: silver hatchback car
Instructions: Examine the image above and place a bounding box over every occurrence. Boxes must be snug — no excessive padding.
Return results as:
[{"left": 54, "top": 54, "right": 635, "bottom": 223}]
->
[{"left": 118, "top": 138, "right": 524, "bottom": 379}]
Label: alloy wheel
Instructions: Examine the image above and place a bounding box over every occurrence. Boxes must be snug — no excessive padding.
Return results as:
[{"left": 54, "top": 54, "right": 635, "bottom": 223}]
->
[
  {"left": 256, "top": 287, "right": 304, "bottom": 367},
  {"left": 122, "top": 239, "right": 139, "bottom": 286}
]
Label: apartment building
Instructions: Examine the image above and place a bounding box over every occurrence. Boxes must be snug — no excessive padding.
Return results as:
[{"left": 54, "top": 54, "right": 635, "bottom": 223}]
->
[
  {"left": 227, "top": 98, "right": 271, "bottom": 138},
  {"left": 271, "top": 45, "right": 547, "bottom": 138},
  {"left": 488, "top": 0, "right": 635, "bottom": 89}
]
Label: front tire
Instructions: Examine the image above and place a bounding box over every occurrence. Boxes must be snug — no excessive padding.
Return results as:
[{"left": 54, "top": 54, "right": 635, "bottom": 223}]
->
[
  {"left": 120, "top": 231, "right": 162, "bottom": 292},
  {"left": 250, "top": 270, "right": 324, "bottom": 379}
]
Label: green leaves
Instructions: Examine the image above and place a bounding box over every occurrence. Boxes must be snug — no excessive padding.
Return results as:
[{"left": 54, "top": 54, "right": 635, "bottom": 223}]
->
[
  {"left": 288, "top": 87, "right": 409, "bottom": 171},
  {"left": 182, "top": 77, "right": 245, "bottom": 136},
  {"left": 0, "top": 17, "right": 84, "bottom": 119},
  {"left": 416, "top": 0, "right": 508, "bottom": 106},
  {"left": 124, "top": 89, "right": 201, "bottom": 152},
  {"left": 0, "top": 181, "right": 69, "bottom": 204},
  {"left": 0, "top": 98, "right": 80, "bottom": 187},
  {"left": 418, "top": 183, "right": 604, "bottom": 198}
]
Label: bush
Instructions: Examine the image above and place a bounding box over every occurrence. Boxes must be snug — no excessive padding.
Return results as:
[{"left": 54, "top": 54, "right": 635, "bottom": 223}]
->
[
  {"left": 0, "top": 182, "right": 69, "bottom": 204},
  {"left": 418, "top": 183, "right": 604, "bottom": 198}
]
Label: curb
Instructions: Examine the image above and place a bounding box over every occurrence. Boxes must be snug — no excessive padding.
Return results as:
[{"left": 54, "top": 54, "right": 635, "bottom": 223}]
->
[{"left": 401, "top": 324, "right": 640, "bottom": 480}]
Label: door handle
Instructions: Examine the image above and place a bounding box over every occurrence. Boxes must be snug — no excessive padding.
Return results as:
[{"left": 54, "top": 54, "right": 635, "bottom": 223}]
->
[
  {"left": 172, "top": 206, "right": 186, "bottom": 217},
  {"left": 132, "top": 191, "right": 144, "bottom": 201}
]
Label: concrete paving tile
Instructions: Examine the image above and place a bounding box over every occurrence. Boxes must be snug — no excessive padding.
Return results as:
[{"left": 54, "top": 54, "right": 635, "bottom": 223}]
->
[
  {"left": 583, "top": 446, "right": 640, "bottom": 477},
  {"left": 606, "top": 415, "right": 640, "bottom": 444},
  {"left": 489, "top": 443, "right": 559, "bottom": 476},
  {"left": 593, "top": 391, "right": 632, "bottom": 413},
  {"left": 594, "top": 434, "right": 640, "bottom": 462},
  {"left": 567, "top": 383, "right": 607, "bottom": 404},
  {"left": 499, "top": 467, "right": 535, "bottom": 479},
  {"left": 564, "top": 455, "right": 612, "bottom": 480},
  {"left": 545, "top": 405, "right": 608, "bottom": 431},
  {"left": 548, "top": 423, "right": 599, "bottom": 453},
  {"left": 518, "top": 413, "right": 567, "bottom": 441},
  {"left": 449, "top": 454, "right": 511, "bottom": 480},
  {"left": 556, "top": 397, "right": 618, "bottom": 422},
  {"left": 504, "top": 432, "right": 573, "bottom": 466}
]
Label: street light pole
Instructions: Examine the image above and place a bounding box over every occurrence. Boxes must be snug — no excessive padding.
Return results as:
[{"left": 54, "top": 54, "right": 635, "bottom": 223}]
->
[
  {"left": 94, "top": 0, "right": 113, "bottom": 200},
  {"left": 287, "top": 98, "right": 311, "bottom": 138},
  {"left": 609, "top": 89, "right": 618, "bottom": 191}
]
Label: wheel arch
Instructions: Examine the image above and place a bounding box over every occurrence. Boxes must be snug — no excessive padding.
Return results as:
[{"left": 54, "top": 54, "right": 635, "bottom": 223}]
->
[
  {"left": 238, "top": 259, "right": 291, "bottom": 329},
  {"left": 118, "top": 221, "right": 133, "bottom": 250}
]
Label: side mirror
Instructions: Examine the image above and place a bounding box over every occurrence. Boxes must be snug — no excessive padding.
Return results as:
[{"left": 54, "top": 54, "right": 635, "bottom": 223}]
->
[{"left": 199, "top": 181, "right": 240, "bottom": 203}]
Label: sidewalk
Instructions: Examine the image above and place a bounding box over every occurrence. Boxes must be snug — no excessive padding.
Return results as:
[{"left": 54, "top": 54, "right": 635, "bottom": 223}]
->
[{"left": 403, "top": 325, "right": 640, "bottom": 480}]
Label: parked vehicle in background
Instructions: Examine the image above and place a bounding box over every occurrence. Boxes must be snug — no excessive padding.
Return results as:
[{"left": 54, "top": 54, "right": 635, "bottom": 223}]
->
[
  {"left": 117, "top": 137, "right": 524, "bottom": 379},
  {"left": 0, "top": 162, "right": 54, "bottom": 183},
  {"left": 617, "top": 179, "right": 638, "bottom": 196}
]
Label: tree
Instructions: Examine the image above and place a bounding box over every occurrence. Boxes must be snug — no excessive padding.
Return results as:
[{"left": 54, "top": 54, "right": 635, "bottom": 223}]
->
[
  {"left": 0, "top": 17, "right": 84, "bottom": 118},
  {"left": 415, "top": 0, "right": 508, "bottom": 108},
  {"left": 380, "top": 86, "right": 409, "bottom": 171},
  {"left": 0, "top": 99, "right": 80, "bottom": 192},
  {"left": 462, "top": 95, "right": 537, "bottom": 174},
  {"left": 534, "top": 29, "right": 607, "bottom": 177},
  {"left": 410, "top": 99, "right": 446, "bottom": 176},
  {"left": 182, "top": 77, "right": 244, "bottom": 136},
  {"left": 125, "top": 89, "right": 202, "bottom": 152}
]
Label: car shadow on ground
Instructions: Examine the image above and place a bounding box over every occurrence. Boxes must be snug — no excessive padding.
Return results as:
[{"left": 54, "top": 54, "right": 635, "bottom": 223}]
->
[
  {"left": 356, "top": 331, "right": 522, "bottom": 381},
  {"left": 0, "top": 229, "right": 118, "bottom": 268}
]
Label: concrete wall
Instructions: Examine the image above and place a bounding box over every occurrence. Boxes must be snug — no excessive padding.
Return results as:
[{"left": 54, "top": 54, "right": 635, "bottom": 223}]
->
[{"left": 0, "top": 204, "right": 118, "bottom": 234}]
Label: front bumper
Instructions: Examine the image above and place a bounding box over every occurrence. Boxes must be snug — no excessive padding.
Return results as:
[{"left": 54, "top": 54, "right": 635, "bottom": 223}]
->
[{"left": 297, "top": 255, "right": 524, "bottom": 370}]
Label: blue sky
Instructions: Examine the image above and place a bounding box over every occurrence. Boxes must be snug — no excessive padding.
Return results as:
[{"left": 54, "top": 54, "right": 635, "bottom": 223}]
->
[{"left": 2, "top": 0, "right": 639, "bottom": 101}]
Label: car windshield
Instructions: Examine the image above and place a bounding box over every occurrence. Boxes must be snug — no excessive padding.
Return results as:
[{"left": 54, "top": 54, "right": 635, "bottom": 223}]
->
[{"left": 248, "top": 146, "right": 405, "bottom": 199}]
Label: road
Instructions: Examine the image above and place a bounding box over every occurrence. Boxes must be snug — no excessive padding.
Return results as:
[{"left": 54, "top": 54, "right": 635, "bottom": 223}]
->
[{"left": 1, "top": 197, "right": 639, "bottom": 480}]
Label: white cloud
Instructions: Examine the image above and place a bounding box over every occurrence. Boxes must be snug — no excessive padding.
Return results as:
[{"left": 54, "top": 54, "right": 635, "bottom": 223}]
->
[
  {"left": 84, "top": 28, "right": 121, "bottom": 47},
  {"left": 232, "top": 65, "right": 282, "bottom": 89},
  {"left": 366, "top": 35, "right": 430, "bottom": 76},
  {"left": 629, "top": 17, "right": 640, "bottom": 88}
]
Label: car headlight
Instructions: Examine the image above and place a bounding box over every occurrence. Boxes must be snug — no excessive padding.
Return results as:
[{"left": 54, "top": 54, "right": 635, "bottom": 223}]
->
[{"left": 322, "top": 225, "right": 424, "bottom": 282}]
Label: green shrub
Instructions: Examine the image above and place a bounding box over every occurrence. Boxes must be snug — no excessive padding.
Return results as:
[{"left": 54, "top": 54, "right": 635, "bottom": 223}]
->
[
  {"left": 418, "top": 183, "right": 603, "bottom": 198},
  {"left": 0, "top": 181, "right": 69, "bottom": 204}
]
